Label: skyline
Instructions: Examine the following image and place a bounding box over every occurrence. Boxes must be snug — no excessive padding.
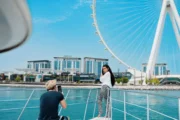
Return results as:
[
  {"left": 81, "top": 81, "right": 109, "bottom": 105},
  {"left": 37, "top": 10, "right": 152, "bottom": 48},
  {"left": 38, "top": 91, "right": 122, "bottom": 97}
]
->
[
  {"left": 27, "top": 56, "right": 109, "bottom": 73},
  {"left": 0, "top": 0, "right": 180, "bottom": 74}
]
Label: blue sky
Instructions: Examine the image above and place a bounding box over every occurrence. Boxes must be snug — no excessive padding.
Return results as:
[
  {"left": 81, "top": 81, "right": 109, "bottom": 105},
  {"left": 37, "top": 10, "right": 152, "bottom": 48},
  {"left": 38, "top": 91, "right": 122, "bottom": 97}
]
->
[
  {"left": 0, "top": 0, "right": 180, "bottom": 73},
  {"left": 0, "top": 0, "right": 120, "bottom": 72}
]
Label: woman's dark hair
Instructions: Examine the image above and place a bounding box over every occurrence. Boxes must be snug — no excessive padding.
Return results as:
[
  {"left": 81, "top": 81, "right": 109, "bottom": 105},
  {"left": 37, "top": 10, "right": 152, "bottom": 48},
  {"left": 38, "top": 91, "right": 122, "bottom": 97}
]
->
[{"left": 102, "top": 64, "right": 115, "bottom": 86}]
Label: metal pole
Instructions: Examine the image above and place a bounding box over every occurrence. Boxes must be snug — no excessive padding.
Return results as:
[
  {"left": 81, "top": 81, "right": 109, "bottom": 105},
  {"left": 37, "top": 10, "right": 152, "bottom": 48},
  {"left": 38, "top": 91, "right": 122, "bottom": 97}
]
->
[
  {"left": 141, "top": 70, "right": 142, "bottom": 85},
  {"left": 118, "top": 68, "right": 120, "bottom": 76},
  {"left": 110, "top": 92, "right": 112, "bottom": 120},
  {"left": 134, "top": 69, "right": 136, "bottom": 85},
  {"left": 17, "top": 90, "right": 35, "bottom": 120},
  {"left": 147, "top": 94, "right": 149, "bottom": 120},
  {"left": 72, "top": 73, "right": 74, "bottom": 82},
  {"left": 146, "top": 0, "right": 167, "bottom": 79},
  {"left": 178, "top": 98, "right": 180, "bottom": 120},
  {"left": 83, "top": 89, "right": 91, "bottom": 120},
  {"left": 124, "top": 91, "right": 126, "bottom": 120},
  {"left": 59, "top": 72, "right": 61, "bottom": 82},
  {"left": 170, "top": 0, "right": 180, "bottom": 28},
  {"left": 93, "top": 89, "right": 98, "bottom": 118},
  {"left": 68, "top": 74, "right": 69, "bottom": 82}
]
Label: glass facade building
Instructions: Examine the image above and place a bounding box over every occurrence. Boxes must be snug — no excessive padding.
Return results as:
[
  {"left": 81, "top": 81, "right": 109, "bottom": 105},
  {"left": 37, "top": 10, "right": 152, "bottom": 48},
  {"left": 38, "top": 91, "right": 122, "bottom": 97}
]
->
[
  {"left": 86, "top": 61, "right": 93, "bottom": 74},
  {"left": 54, "top": 56, "right": 81, "bottom": 73},
  {"left": 76, "top": 61, "right": 80, "bottom": 69},
  {"left": 142, "top": 63, "right": 167, "bottom": 75},
  {"left": 27, "top": 60, "right": 51, "bottom": 73},
  {"left": 84, "top": 57, "right": 108, "bottom": 78},
  {"left": 97, "top": 61, "right": 102, "bottom": 77}
]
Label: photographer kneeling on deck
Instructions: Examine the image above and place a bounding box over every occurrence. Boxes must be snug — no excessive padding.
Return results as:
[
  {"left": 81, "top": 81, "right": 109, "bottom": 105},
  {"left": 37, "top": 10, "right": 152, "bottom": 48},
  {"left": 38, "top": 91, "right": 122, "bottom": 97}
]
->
[{"left": 38, "top": 80, "right": 70, "bottom": 120}]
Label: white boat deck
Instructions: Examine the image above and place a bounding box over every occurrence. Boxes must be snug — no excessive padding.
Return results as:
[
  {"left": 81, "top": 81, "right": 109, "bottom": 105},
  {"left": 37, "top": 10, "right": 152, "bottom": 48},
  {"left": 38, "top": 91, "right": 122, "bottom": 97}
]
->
[{"left": 90, "top": 117, "right": 111, "bottom": 120}]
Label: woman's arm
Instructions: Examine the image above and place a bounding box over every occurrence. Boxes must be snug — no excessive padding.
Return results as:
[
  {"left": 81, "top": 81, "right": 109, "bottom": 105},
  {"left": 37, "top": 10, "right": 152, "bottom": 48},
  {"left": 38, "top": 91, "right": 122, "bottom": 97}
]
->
[{"left": 100, "top": 72, "right": 110, "bottom": 82}]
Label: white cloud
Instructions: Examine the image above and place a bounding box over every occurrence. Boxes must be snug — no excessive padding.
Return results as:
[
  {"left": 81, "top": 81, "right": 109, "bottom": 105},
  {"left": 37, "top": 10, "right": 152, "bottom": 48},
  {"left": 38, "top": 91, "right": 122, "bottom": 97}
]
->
[
  {"left": 72, "top": 2, "right": 82, "bottom": 9},
  {"left": 72, "top": 0, "right": 92, "bottom": 9},
  {"left": 32, "top": 0, "right": 90, "bottom": 24},
  {"left": 33, "top": 12, "right": 71, "bottom": 24},
  {"left": 82, "top": 0, "right": 92, "bottom": 4},
  {"left": 33, "top": 16, "right": 66, "bottom": 24}
]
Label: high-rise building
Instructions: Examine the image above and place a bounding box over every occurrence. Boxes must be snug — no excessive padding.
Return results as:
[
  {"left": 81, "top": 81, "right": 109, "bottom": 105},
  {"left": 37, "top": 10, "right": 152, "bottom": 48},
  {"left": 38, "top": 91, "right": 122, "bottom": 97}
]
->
[
  {"left": 54, "top": 56, "right": 81, "bottom": 73},
  {"left": 27, "top": 60, "right": 51, "bottom": 73},
  {"left": 84, "top": 57, "right": 108, "bottom": 77},
  {"left": 142, "top": 63, "right": 167, "bottom": 75}
]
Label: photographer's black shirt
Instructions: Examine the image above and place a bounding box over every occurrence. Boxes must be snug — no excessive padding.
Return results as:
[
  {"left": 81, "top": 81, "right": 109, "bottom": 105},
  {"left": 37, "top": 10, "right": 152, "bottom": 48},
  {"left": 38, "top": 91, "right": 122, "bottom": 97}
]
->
[{"left": 38, "top": 91, "right": 64, "bottom": 120}]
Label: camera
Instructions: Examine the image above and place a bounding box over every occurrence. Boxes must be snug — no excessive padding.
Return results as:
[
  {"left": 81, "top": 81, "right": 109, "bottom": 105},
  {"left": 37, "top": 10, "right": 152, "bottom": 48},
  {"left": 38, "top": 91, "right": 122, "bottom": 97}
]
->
[{"left": 57, "top": 85, "right": 62, "bottom": 93}]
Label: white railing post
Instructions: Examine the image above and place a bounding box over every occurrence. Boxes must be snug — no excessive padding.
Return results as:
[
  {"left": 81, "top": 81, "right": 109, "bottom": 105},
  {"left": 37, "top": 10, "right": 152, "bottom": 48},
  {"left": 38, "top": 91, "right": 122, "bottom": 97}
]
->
[
  {"left": 17, "top": 90, "right": 35, "bottom": 120},
  {"left": 83, "top": 89, "right": 91, "bottom": 120},
  {"left": 93, "top": 89, "right": 98, "bottom": 118},
  {"left": 105, "top": 88, "right": 110, "bottom": 117},
  {"left": 124, "top": 91, "right": 126, "bottom": 120},
  {"left": 58, "top": 90, "right": 70, "bottom": 115},
  {"left": 110, "top": 92, "right": 112, "bottom": 120},
  {"left": 105, "top": 88, "right": 111, "bottom": 119},
  {"left": 178, "top": 98, "right": 180, "bottom": 120},
  {"left": 147, "top": 94, "right": 149, "bottom": 120}
]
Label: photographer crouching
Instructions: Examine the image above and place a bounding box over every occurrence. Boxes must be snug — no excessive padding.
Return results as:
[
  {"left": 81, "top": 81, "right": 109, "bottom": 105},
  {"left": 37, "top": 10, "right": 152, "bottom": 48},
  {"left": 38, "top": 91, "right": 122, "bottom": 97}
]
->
[{"left": 38, "top": 80, "right": 70, "bottom": 120}]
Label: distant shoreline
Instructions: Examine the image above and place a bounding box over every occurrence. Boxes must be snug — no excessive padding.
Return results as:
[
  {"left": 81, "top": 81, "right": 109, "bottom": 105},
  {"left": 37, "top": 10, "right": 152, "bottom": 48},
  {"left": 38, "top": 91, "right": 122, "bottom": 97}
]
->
[{"left": 0, "top": 83, "right": 180, "bottom": 90}]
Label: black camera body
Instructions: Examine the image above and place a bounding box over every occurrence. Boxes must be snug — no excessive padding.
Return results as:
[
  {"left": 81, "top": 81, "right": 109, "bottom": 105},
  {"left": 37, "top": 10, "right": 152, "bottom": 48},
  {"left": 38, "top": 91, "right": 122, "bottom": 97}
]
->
[{"left": 57, "top": 85, "right": 62, "bottom": 93}]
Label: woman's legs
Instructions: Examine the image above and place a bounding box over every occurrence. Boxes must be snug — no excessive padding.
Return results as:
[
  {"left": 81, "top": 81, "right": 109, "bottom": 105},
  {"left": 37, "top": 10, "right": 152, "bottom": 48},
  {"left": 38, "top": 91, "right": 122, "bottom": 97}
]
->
[
  {"left": 98, "top": 85, "right": 110, "bottom": 117},
  {"left": 98, "top": 88, "right": 103, "bottom": 116},
  {"left": 104, "top": 87, "right": 110, "bottom": 118}
]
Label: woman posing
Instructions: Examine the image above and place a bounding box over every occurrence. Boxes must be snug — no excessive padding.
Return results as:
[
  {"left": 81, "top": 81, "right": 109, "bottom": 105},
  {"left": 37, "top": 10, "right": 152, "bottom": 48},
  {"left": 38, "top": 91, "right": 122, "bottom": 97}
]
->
[{"left": 98, "top": 64, "right": 115, "bottom": 118}]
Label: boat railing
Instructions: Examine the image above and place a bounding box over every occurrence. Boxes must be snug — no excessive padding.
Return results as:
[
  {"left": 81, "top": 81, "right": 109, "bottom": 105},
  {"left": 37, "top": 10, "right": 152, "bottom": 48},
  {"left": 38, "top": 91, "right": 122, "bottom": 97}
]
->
[
  {"left": 110, "top": 89, "right": 180, "bottom": 120},
  {"left": 0, "top": 88, "right": 99, "bottom": 120},
  {"left": 0, "top": 88, "right": 179, "bottom": 120}
]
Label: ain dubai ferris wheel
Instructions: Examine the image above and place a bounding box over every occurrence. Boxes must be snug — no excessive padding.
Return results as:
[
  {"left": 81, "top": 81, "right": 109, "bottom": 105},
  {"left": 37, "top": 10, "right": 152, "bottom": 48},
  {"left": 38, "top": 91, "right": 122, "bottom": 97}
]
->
[{"left": 91, "top": 0, "right": 180, "bottom": 85}]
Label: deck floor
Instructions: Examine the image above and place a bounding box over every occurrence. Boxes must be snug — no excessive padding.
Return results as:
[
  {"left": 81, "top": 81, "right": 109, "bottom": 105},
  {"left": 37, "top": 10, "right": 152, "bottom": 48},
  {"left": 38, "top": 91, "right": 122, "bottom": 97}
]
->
[{"left": 90, "top": 117, "right": 111, "bottom": 120}]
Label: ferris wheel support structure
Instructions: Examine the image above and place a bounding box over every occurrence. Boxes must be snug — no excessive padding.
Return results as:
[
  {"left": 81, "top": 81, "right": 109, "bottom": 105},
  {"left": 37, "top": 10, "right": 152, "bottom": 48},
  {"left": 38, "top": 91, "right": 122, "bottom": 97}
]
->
[
  {"left": 91, "top": 0, "right": 179, "bottom": 86},
  {"left": 145, "top": 0, "right": 180, "bottom": 85}
]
